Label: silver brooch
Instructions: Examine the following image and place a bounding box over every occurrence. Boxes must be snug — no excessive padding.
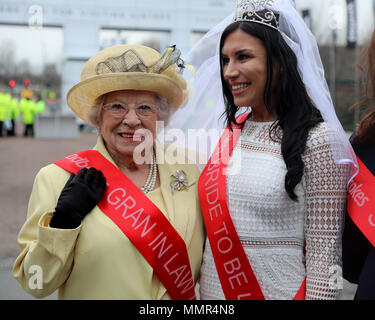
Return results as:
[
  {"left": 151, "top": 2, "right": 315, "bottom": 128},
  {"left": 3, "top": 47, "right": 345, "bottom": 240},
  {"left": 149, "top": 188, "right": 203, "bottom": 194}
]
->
[{"left": 170, "top": 170, "right": 190, "bottom": 194}]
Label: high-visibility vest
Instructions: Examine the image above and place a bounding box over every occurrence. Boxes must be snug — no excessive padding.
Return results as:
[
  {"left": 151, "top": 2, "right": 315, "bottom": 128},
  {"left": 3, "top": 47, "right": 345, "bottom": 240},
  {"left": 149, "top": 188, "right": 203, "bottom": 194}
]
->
[
  {"left": 9, "top": 97, "right": 20, "bottom": 120},
  {"left": 0, "top": 93, "right": 8, "bottom": 121},
  {"left": 20, "top": 98, "right": 37, "bottom": 125},
  {"left": 35, "top": 100, "right": 45, "bottom": 114}
]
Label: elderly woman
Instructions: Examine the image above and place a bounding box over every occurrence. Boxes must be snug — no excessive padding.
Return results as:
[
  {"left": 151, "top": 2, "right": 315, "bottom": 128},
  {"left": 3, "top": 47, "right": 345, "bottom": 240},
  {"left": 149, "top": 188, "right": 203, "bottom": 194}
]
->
[{"left": 13, "top": 44, "right": 205, "bottom": 300}]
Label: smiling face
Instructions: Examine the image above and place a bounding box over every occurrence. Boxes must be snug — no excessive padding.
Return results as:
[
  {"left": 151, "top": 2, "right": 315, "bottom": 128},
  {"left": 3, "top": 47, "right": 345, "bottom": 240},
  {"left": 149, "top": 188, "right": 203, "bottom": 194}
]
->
[
  {"left": 99, "top": 90, "right": 158, "bottom": 159},
  {"left": 221, "top": 28, "right": 270, "bottom": 111}
]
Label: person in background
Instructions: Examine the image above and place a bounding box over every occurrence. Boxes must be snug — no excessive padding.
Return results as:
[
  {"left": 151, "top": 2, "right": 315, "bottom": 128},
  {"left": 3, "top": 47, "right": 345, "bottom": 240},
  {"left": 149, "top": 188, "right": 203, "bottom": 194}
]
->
[
  {"left": 19, "top": 92, "right": 44, "bottom": 137},
  {"left": 34, "top": 93, "right": 46, "bottom": 116},
  {"left": 0, "top": 92, "right": 8, "bottom": 137},
  {"left": 47, "top": 90, "right": 59, "bottom": 116},
  {"left": 19, "top": 92, "right": 35, "bottom": 137},
  {"left": 342, "top": 28, "right": 375, "bottom": 300},
  {"left": 6, "top": 93, "right": 20, "bottom": 137}
]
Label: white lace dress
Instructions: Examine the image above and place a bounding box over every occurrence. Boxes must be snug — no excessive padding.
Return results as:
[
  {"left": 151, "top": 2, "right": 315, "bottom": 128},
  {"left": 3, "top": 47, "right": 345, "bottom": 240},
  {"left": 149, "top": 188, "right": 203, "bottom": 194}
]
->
[{"left": 199, "top": 120, "right": 348, "bottom": 300}]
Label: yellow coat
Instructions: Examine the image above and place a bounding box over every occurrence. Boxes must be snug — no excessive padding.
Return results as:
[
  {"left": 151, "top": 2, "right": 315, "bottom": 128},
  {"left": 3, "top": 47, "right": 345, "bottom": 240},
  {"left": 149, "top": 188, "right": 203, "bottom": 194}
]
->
[{"left": 13, "top": 137, "right": 205, "bottom": 299}]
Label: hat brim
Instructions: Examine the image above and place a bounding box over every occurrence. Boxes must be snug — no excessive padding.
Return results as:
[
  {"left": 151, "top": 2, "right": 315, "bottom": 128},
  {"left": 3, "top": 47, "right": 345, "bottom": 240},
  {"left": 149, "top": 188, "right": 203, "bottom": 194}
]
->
[{"left": 67, "top": 72, "right": 183, "bottom": 123}]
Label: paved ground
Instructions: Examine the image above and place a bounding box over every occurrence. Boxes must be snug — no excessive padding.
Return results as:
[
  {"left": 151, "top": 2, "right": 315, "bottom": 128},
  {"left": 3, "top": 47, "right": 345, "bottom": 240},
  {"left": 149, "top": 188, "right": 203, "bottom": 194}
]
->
[
  {"left": 0, "top": 131, "right": 97, "bottom": 300},
  {"left": 0, "top": 131, "right": 358, "bottom": 300}
]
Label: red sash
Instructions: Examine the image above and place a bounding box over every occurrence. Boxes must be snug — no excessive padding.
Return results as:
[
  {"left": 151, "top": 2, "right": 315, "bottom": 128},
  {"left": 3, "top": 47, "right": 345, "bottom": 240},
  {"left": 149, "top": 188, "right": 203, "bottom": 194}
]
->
[
  {"left": 54, "top": 150, "right": 196, "bottom": 300},
  {"left": 347, "top": 156, "right": 375, "bottom": 247},
  {"left": 198, "top": 113, "right": 306, "bottom": 300}
]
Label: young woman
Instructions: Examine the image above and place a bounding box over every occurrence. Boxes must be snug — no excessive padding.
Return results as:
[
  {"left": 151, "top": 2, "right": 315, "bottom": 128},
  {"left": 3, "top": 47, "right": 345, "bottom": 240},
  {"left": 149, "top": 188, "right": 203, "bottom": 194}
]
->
[{"left": 194, "top": 0, "right": 354, "bottom": 300}]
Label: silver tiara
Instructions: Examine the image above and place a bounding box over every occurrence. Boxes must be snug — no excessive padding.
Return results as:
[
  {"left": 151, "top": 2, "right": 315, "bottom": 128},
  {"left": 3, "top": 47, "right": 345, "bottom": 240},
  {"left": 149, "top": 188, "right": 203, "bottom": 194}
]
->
[{"left": 233, "top": 0, "right": 280, "bottom": 32}]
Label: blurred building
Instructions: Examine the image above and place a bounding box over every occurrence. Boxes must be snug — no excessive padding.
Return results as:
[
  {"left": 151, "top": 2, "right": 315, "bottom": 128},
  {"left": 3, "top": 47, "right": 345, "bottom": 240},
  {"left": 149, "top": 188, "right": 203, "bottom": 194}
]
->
[
  {"left": 296, "top": 0, "right": 375, "bottom": 130},
  {"left": 0, "top": 0, "right": 374, "bottom": 129},
  {"left": 0, "top": 0, "right": 235, "bottom": 116}
]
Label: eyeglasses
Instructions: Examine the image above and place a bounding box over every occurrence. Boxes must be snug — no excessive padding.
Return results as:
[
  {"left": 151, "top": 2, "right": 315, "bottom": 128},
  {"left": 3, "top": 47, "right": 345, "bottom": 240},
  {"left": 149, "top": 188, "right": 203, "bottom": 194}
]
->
[{"left": 102, "top": 103, "right": 157, "bottom": 119}]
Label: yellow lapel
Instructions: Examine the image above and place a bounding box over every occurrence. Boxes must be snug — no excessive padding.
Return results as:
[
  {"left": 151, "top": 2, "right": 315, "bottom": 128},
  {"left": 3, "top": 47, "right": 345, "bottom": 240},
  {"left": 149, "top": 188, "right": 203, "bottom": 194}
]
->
[
  {"left": 154, "top": 142, "right": 198, "bottom": 243},
  {"left": 92, "top": 137, "right": 200, "bottom": 245}
]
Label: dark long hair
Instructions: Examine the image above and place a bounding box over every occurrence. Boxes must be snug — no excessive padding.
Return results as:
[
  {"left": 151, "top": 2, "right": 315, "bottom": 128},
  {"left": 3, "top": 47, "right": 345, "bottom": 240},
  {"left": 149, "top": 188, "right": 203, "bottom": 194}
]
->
[
  {"left": 220, "top": 20, "right": 323, "bottom": 201},
  {"left": 351, "top": 29, "right": 375, "bottom": 145}
]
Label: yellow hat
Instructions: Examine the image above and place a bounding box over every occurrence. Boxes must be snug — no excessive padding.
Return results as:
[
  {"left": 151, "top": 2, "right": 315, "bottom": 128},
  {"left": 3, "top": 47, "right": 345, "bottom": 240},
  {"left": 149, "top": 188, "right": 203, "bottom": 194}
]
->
[{"left": 67, "top": 44, "right": 188, "bottom": 123}]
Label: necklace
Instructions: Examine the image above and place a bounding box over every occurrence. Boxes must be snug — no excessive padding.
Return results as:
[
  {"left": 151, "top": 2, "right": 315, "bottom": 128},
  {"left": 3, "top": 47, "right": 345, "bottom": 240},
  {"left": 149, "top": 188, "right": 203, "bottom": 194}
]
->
[{"left": 141, "top": 148, "right": 157, "bottom": 194}]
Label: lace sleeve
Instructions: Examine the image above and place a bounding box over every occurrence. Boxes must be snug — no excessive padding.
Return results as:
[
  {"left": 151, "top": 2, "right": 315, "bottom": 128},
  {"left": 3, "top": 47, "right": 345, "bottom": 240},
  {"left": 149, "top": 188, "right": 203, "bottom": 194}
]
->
[{"left": 303, "top": 123, "right": 349, "bottom": 300}]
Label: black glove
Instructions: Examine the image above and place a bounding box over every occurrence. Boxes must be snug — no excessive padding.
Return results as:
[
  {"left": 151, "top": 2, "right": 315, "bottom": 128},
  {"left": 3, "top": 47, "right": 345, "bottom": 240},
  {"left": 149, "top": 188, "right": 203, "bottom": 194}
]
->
[{"left": 49, "top": 167, "right": 107, "bottom": 229}]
